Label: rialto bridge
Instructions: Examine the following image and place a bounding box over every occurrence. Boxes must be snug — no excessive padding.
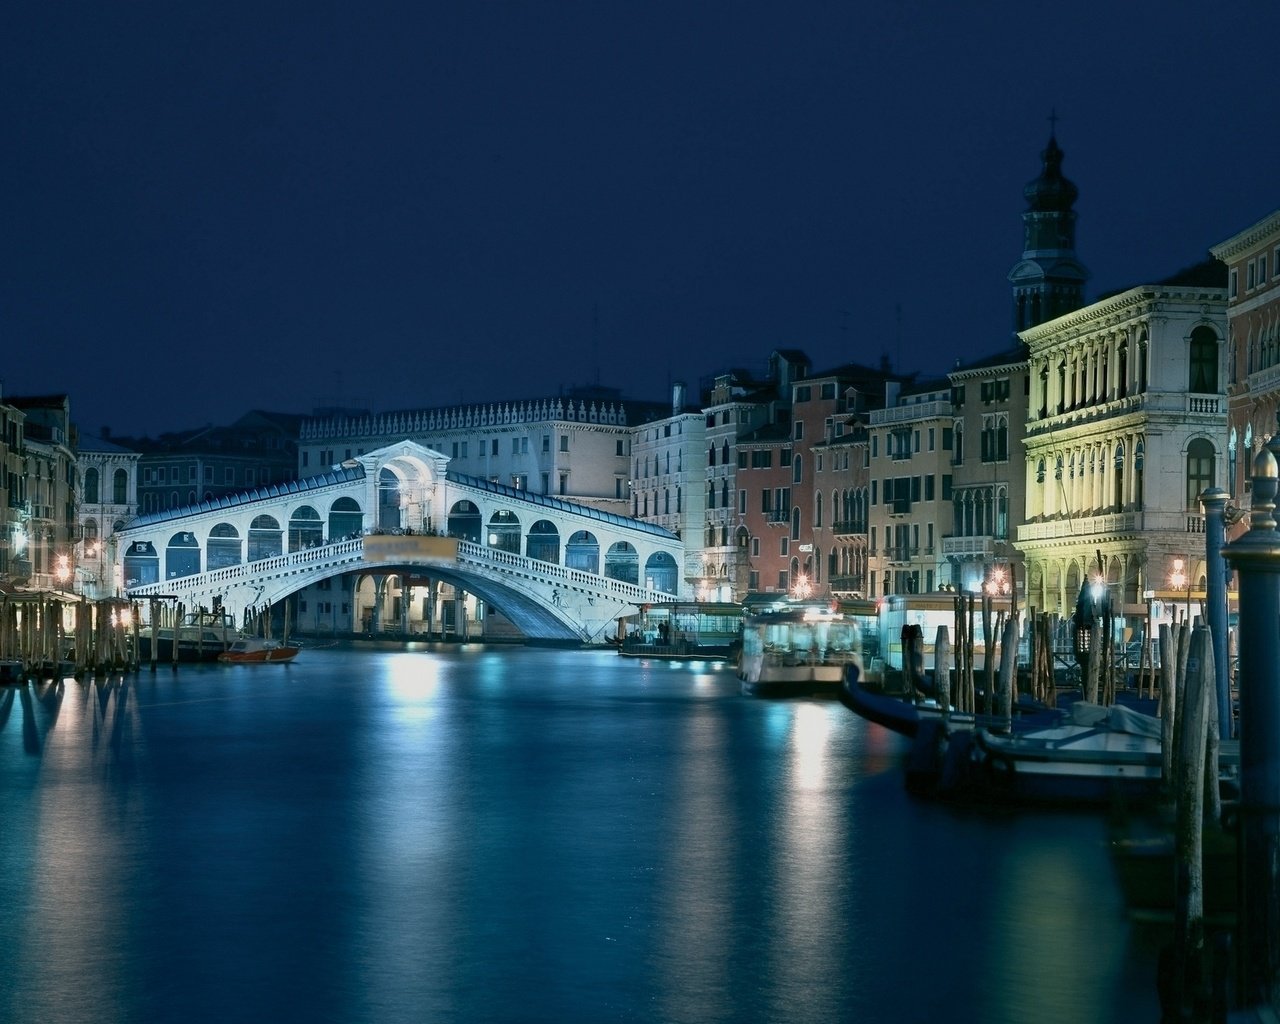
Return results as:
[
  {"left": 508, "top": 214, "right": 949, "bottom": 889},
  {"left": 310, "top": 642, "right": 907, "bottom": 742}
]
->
[{"left": 114, "top": 441, "right": 683, "bottom": 643}]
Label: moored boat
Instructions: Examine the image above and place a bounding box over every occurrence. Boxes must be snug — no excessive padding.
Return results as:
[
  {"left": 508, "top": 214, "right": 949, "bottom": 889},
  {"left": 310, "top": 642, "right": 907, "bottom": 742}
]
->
[
  {"left": 737, "top": 599, "right": 878, "bottom": 697},
  {"left": 137, "top": 610, "right": 235, "bottom": 663},
  {"left": 217, "top": 637, "right": 301, "bottom": 664},
  {"left": 616, "top": 601, "right": 743, "bottom": 661}
]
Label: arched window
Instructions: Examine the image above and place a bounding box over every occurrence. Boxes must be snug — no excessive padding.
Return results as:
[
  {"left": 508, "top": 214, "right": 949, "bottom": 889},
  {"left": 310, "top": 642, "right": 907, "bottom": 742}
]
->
[
  {"left": 1186, "top": 438, "right": 1215, "bottom": 510},
  {"left": 84, "top": 468, "right": 99, "bottom": 504},
  {"left": 815, "top": 491, "right": 824, "bottom": 528},
  {"left": 791, "top": 506, "right": 801, "bottom": 541},
  {"left": 792, "top": 454, "right": 803, "bottom": 485},
  {"left": 113, "top": 468, "right": 128, "bottom": 504},
  {"left": 1189, "top": 327, "right": 1218, "bottom": 393}
]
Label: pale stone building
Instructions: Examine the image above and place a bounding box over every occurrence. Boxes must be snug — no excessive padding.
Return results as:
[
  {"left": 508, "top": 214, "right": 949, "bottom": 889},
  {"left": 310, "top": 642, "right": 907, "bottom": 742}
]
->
[
  {"left": 75, "top": 432, "right": 141, "bottom": 598},
  {"left": 1015, "top": 264, "right": 1228, "bottom": 623}
]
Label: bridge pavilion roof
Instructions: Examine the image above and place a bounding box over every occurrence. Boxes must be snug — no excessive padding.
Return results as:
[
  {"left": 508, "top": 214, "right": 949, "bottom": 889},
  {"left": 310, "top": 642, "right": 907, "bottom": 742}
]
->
[
  {"left": 445, "top": 471, "right": 678, "bottom": 540},
  {"left": 127, "top": 464, "right": 367, "bottom": 528}
]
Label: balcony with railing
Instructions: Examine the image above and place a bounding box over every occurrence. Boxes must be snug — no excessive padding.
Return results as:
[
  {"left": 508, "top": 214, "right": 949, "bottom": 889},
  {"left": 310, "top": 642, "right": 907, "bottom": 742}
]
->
[
  {"left": 870, "top": 399, "right": 952, "bottom": 426},
  {"left": 831, "top": 520, "right": 867, "bottom": 536},
  {"left": 1017, "top": 510, "right": 1205, "bottom": 543},
  {"left": 942, "top": 534, "right": 995, "bottom": 558}
]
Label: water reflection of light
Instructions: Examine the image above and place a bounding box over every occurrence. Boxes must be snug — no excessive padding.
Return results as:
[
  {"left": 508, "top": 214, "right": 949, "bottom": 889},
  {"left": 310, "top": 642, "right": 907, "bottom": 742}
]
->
[
  {"left": 15, "top": 680, "right": 145, "bottom": 1020},
  {"left": 385, "top": 653, "right": 441, "bottom": 721},
  {"left": 979, "top": 830, "right": 1130, "bottom": 1023},
  {"left": 790, "top": 702, "right": 831, "bottom": 791},
  {"left": 655, "top": 710, "right": 732, "bottom": 1023},
  {"left": 764, "top": 701, "right": 842, "bottom": 1023}
]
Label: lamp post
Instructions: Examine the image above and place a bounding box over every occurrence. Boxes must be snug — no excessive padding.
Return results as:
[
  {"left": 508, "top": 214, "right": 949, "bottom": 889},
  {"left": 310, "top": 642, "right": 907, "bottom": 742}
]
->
[
  {"left": 791, "top": 574, "right": 812, "bottom": 601},
  {"left": 1169, "top": 557, "right": 1191, "bottom": 625}
]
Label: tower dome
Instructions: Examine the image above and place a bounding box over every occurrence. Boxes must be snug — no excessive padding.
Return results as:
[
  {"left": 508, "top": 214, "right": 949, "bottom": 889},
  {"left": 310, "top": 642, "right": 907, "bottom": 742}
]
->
[{"left": 1023, "top": 133, "right": 1078, "bottom": 213}]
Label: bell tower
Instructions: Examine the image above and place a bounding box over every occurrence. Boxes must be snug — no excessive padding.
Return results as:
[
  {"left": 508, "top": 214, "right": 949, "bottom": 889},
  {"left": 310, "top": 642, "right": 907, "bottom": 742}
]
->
[{"left": 1008, "top": 122, "right": 1089, "bottom": 334}]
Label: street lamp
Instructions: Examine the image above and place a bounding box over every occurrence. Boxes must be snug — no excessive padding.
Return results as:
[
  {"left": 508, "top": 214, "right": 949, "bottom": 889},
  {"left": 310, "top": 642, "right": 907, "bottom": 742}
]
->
[
  {"left": 1169, "top": 557, "right": 1192, "bottom": 624},
  {"left": 984, "top": 565, "right": 1010, "bottom": 597},
  {"left": 791, "top": 574, "right": 812, "bottom": 600}
]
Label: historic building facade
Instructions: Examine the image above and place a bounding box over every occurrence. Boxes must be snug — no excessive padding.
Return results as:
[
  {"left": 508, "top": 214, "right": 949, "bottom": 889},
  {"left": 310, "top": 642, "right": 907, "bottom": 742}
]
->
[
  {"left": 1015, "top": 269, "right": 1228, "bottom": 620},
  {"left": 9, "top": 395, "right": 79, "bottom": 591},
  {"left": 944, "top": 347, "right": 1030, "bottom": 596},
  {"left": 299, "top": 387, "right": 660, "bottom": 510},
  {"left": 699, "top": 370, "right": 775, "bottom": 601},
  {"left": 866, "top": 378, "right": 954, "bottom": 597},
  {"left": 629, "top": 383, "right": 707, "bottom": 589},
  {"left": 0, "top": 391, "right": 27, "bottom": 584},
  {"left": 75, "top": 432, "right": 141, "bottom": 598},
  {"left": 1210, "top": 209, "right": 1280, "bottom": 514}
]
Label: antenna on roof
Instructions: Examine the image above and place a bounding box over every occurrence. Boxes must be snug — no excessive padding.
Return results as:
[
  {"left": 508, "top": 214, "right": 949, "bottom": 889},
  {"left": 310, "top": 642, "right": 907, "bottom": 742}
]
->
[
  {"left": 895, "top": 303, "right": 903, "bottom": 372},
  {"left": 592, "top": 303, "right": 601, "bottom": 387}
]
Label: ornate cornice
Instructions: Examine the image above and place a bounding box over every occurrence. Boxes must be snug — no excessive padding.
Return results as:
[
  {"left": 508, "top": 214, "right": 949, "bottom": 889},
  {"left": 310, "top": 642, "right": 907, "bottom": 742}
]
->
[
  {"left": 1018, "top": 284, "right": 1226, "bottom": 347},
  {"left": 1210, "top": 210, "right": 1280, "bottom": 262}
]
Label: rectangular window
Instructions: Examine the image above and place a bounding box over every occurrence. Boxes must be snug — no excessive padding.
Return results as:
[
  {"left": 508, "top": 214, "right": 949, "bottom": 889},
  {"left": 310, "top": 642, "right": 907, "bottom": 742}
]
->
[
  {"left": 1248, "top": 261, "right": 1257, "bottom": 289},
  {"left": 246, "top": 469, "right": 255, "bottom": 486},
  {"left": 779, "top": 537, "right": 789, "bottom": 557},
  {"left": 928, "top": 428, "right": 935, "bottom": 451},
  {"left": 224, "top": 468, "right": 233, "bottom": 484},
  {"left": 542, "top": 435, "right": 550, "bottom": 453},
  {"left": 871, "top": 480, "right": 877, "bottom": 505},
  {"left": 301, "top": 451, "right": 309, "bottom": 467},
  {"left": 1260, "top": 254, "right": 1269, "bottom": 285},
  {"left": 761, "top": 490, "right": 772, "bottom": 513},
  {"left": 795, "top": 385, "right": 812, "bottom": 402},
  {"left": 793, "top": 422, "right": 804, "bottom": 440},
  {"left": 751, "top": 538, "right": 760, "bottom": 557},
  {"left": 738, "top": 489, "right": 747, "bottom": 514},
  {"left": 942, "top": 475, "right": 953, "bottom": 500},
  {"left": 512, "top": 438, "right": 520, "bottom": 454},
  {"left": 203, "top": 466, "right": 213, "bottom": 483},
  {"left": 820, "top": 381, "right": 836, "bottom": 400},
  {"left": 1230, "top": 268, "right": 1238, "bottom": 298},
  {"left": 738, "top": 451, "right": 748, "bottom": 469},
  {"left": 924, "top": 475, "right": 934, "bottom": 501},
  {"left": 491, "top": 439, "right": 499, "bottom": 456},
  {"left": 780, "top": 447, "right": 793, "bottom": 466},
  {"left": 461, "top": 442, "right": 468, "bottom": 458},
  {"left": 749, "top": 570, "right": 760, "bottom": 591},
  {"left": 158, "top": 467, "right": 167, "bottom": 484},
  {"left": 559, "top": 435, "right": 569, "bottom": 452},
  {"left": 615, "top": 440, "right": 624, "bottom": 456},
  {"left": 452, "top": 442, "right": 459, "bottom": 458}
]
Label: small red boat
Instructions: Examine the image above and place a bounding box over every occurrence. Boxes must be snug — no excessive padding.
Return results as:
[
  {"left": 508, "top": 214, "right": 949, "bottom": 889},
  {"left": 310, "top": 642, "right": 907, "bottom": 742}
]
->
[{"left": 217, "top": 638, "right": 301, "bottom": 664}]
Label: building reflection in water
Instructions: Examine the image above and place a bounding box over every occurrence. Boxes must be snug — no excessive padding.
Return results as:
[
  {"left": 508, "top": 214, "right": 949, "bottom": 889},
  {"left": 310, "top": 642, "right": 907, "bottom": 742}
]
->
[{"left": 7, "top": 679, "right": 146, "bottom": 1024}]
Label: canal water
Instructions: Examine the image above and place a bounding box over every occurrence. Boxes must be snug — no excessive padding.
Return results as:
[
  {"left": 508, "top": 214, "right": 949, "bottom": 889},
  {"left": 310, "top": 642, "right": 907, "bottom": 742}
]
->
[{"left": 1, "top": 644, "right": 1163, "bottom": 1023}]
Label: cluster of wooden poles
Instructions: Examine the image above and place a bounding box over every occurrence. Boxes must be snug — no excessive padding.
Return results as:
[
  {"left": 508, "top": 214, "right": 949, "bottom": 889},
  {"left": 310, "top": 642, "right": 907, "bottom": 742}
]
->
[{"left": 0, "top": 592, "right": 141, "bottom": 680}]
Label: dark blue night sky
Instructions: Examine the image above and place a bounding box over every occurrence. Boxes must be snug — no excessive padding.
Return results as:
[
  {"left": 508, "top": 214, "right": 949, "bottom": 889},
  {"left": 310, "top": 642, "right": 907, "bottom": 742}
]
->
[{"left": 4, "top": 1, "right": 1278, "bottom": 437}]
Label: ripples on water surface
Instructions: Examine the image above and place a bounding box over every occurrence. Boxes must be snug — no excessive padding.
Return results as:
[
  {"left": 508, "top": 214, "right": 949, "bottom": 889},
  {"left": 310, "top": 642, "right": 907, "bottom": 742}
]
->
[{"left": 0, "top": 645, "right": 1161, "bottom": 1023}]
